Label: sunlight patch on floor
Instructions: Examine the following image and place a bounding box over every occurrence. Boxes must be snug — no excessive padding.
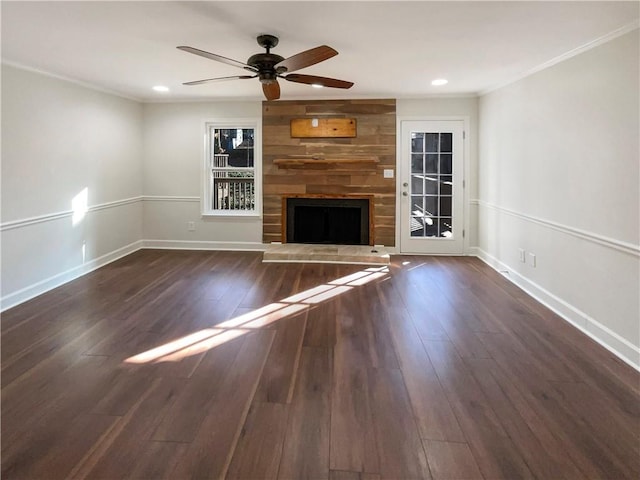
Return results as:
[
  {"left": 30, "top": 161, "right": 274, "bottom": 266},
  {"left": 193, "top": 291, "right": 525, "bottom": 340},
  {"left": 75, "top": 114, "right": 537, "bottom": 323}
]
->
[{"left": 124, "top": 265, "right": 390, "bottom": 364}]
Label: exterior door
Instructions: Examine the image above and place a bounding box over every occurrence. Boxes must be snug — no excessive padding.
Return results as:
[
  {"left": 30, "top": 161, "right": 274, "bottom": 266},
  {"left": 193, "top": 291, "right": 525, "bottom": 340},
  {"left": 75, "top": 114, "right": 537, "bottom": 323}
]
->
[{"left": 399, "top": 120, "right": 464, "bottom": 254}]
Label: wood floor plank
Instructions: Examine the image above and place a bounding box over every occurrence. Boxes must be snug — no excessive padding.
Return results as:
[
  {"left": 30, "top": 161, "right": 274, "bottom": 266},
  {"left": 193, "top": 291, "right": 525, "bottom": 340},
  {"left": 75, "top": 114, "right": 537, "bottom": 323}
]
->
[
  {"left": 465, "top": 357, "right": 586, "bottom": 479},
  {"left": 81, "top": 377, "right": 186, "bottom": 479},
  {"left": 330, "top": 471, "right": 381, "bottom": 480},
  {"left": 357, "top": 283, "right": 400, "bottom": 369},
  {"left": 2, "top": 354, "right": 113, "bottom": 451},
  {"left": 385, "top": 310, "right": 465, "bottom": 441},
  {"left": 169, "top": 329, "right": 275, "bottom": 480},
  {"left": 303, "top": 301, "right": 337, "bottom": 348},
  {"left": 470, "top": 354, "right": 593, "bottom": 480},
  {"left": 550, "top": 380, "right": 640, "bottom": 476},
  {"left": 423, "top": 340, "right": 534, "bottom": 479},
  {"left": 477, "top": 331, "right": 624, "bottom": 479},
  {"left": 150, "top": 335, "right": 245, "bottom": 443},
  {"left": 368, "top": 367, "right": 432, "bottom": 480},
  {"left": 451, "top": 263, "right": 581, "bottom": 383},
  {"left": 2, "top": 319, "right": 95, "bottom": 385},
  {"left": 410, "top": 272, "right": 493, "bottom": 359},
  {"left": 226, "top": 402, "right": 289, "bottom": 480},
  {"left": 278, "top": 347, "right": 332, "bottom": 480},
  {"left": 376, "top": 277, "right": 466, "bottom": 443},
  {"left": 239, "top": 263, "right": 289, "bottom": 308},
  {"left": 337, "top": 284, "right": 389, "bottom": 368},
  {"left": 253, "top": 311, "right": 308, "bottom": 404},
  {"left": 393, "top": 279, "right": 450, "bottom": 342},
  {"left": 424, "top": 440, "right": 483, "bottom": 480},
  {"left": 126, "top": 441, "right": 189, "bottom": 480},
  {"left": 330, "top": 303, "right": 379, "bottom": 473},
  {"left": 1, "top": 413, "right": 119, "bottom": 480}
]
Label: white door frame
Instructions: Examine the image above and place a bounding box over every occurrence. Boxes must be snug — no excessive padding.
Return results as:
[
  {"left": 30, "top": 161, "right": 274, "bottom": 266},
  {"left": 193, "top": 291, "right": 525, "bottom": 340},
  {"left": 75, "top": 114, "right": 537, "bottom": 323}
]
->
[{"left": 395, "top": 116, "right": 470, "bottom": 254}]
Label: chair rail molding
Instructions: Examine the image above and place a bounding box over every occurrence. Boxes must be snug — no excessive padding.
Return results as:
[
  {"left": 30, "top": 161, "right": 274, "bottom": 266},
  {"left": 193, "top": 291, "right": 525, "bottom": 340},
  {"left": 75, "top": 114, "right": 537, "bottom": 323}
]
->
[
  {"left": 1, "top": 196, "right": 143, "bottom": 231},
  {"left": 474, "top": 199, "right": 639, "bottom": 257}
]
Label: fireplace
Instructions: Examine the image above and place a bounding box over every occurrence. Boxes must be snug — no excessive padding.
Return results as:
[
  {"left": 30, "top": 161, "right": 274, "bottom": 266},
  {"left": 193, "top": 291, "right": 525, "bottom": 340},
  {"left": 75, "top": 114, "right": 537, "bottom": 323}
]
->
[{"left": 284, "top": 196, "right": 373, "bottom": 245}]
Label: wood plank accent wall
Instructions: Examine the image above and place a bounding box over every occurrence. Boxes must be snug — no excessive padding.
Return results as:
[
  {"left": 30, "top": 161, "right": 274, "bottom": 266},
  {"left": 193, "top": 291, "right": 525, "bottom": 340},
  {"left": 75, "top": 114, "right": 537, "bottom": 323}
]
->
[{"left": 262, "top": 99, "right": 396, "bottom": 246}]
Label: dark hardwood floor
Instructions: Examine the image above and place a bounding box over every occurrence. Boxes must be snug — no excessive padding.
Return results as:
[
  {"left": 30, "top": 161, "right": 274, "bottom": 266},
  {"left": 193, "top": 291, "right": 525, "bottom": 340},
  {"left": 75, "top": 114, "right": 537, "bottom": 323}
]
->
[{"left": 2, "top": 250, "right": 639, "bottom": 479}]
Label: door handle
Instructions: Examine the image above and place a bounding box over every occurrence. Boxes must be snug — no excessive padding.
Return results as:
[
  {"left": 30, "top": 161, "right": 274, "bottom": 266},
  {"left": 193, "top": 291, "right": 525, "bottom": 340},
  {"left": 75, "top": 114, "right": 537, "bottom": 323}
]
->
[
  {"left": 403, "top": 182, "right": 408, "bottom": 187},
  {"left": 402, "top": 192, "right": 408, "bottom": 196}
]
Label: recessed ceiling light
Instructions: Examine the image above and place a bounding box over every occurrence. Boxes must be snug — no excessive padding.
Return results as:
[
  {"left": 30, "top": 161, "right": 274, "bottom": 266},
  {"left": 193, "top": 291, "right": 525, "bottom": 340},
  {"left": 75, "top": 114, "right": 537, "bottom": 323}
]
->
[
  {"left": 431, "top": 79, "right": 448, "bottom": 86},
  {"left": 311, "top": 84, "right": 323, "bottom": 88},
  {"left": 152, "top": 85, "right": 170, "bottom": 92}
]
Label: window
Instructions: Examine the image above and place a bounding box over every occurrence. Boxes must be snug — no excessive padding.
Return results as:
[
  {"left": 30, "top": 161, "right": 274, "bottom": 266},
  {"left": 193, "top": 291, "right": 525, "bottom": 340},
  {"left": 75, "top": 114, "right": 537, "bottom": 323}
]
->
[{"left": 204, "top": 120, "right": 261, "bottom": 216}]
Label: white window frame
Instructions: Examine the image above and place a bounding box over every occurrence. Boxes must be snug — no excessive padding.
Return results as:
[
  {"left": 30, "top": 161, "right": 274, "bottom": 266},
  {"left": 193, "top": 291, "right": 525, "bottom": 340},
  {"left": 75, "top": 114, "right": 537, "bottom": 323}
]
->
[{"left": 202, "top": 118, "right": 262, "bottom": 217}]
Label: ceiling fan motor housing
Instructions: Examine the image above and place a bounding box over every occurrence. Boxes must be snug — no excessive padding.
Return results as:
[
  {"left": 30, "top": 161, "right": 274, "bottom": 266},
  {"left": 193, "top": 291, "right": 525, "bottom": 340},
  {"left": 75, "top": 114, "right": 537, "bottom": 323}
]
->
[{"left": 247, "top": 52, "right": 285, "bottom": 84}]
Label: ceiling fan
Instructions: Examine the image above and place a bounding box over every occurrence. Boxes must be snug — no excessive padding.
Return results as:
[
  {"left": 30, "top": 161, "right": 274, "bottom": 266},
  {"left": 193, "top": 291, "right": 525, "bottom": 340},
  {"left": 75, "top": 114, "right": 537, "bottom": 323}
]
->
[{"left": 177, "top": 34, "right": 354, "bottom": 100}]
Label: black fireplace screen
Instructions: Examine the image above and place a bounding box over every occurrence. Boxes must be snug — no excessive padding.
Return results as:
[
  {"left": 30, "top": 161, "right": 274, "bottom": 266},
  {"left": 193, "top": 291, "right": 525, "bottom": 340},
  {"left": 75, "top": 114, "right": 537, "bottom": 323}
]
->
[{"left": 286, "top": 198, "right": 370, "bottom": 245}]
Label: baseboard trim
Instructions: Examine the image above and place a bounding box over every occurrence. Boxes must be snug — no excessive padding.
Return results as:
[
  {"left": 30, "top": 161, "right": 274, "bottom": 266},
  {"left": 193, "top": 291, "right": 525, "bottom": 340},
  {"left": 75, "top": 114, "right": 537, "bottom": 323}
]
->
[
  {"left": 1, "top": 240, "right": 144, "bottom": 312},
  {"left": 474, "top": 248, "right": 640, "bottom": 371},
  {"left": 466, "top": 246, "right": 480, "bottom": 256},
  {"left": 142, "top": 239, "right": 266, "bottom": 251}
]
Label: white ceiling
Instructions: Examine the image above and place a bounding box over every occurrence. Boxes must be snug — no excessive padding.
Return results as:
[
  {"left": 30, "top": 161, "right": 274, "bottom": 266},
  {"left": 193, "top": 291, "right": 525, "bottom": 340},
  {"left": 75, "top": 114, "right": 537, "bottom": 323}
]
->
[{"left": 1, "top": 1, "right": 638, "bottom": 102}]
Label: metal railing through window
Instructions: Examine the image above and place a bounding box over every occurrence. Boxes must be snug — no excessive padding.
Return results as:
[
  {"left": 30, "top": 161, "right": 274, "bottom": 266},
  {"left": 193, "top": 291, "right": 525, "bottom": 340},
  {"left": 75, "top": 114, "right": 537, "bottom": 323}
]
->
[
  {"left": 213, "top": 177, "right": 255, "bottom": 211},
  {"left": 211, "top": 154, "right": 255, "bottom": 211}
]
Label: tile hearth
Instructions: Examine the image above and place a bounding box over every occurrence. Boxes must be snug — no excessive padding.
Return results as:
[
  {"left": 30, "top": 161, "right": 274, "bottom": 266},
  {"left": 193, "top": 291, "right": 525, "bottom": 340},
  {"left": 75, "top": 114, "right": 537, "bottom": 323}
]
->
[{"left": 263, "top": 243, "right": 390, "bottom": 265}]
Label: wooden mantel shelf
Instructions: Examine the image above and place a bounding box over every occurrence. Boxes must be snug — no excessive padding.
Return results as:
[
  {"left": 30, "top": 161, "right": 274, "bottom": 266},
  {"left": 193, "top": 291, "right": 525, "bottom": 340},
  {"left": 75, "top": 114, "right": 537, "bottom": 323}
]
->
[{"left": 273, "top": 156, "right": 379, "bottom": 168}]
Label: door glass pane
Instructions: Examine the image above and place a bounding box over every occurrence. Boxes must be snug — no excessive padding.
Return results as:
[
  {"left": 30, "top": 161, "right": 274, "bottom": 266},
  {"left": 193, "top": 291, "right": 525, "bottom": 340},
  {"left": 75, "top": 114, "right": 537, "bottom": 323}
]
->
[
  {"left": 411, "top": 154, "right": 423, "bottom": 173},
  {"left": 411, "top": 133, "right": 425, "bottom": 152},
  {"left": 410, "top": 196, "right": 423, "bottom": 216},
  {"left": 440, "top": 175, "right": 453, "bottom": 196},
  {"left": 424, "top": 175, "right": 438, "bottom": 194},
  {"left": 439, "top": 196, "right": 452, "bottom": 217},
  {"left": 425, "top": 219, "right": 438, "bottom": 237},
  {"left": 439, "top": 218, "right": 453, "bottom": 237},
  {"left": 408, "top": 130, "right": 455, "bottom": 238},
  {"left": 411, "top": 175, "right": 424, "bottom": 195},
  {"left": 425, "top": 133, "right": 439, "bottom": 152},
  {"left": 440, "top": 154, "right": 452, "bottom": 175},
  {"left": 425, "top": 154, "right": 438, "bottom": 173},
  {"left": 410, "top": 217, "right": 424, "bottom": 236},
  {"left": 424, "top": 196, "right": 438, "bottom": 216},
  {"left": 440, "top": 133, "right": 452, "bottom": 153}
]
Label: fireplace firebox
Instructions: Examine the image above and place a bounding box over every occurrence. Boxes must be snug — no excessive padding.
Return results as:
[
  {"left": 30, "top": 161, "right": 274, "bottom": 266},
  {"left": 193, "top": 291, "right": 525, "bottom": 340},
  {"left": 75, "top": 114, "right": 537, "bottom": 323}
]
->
[{"left": 285, "top": 197, "right": 371, "bottom": 245}]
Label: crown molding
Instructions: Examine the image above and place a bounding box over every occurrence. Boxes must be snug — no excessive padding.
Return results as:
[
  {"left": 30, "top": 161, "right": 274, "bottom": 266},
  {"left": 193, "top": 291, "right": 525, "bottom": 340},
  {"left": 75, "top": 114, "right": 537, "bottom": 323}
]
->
[{"left": 480, "top": 20, "right": 639, "bottom": 96}]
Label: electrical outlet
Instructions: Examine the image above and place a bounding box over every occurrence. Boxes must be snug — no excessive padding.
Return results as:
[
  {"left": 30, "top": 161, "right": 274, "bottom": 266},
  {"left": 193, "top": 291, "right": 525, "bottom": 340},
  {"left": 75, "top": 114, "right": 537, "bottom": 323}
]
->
[
  {"left": 529, "top": 252, "right": 536, "bottom": 267},
  {"left": 187, "top": 221, "right": 195, "bottom": 231},
  {"left": 383, "top": 169, "right": 394, "bottom": 178},
  {"left": 518, "top": 248, "right": 526, "bottom": 263}
]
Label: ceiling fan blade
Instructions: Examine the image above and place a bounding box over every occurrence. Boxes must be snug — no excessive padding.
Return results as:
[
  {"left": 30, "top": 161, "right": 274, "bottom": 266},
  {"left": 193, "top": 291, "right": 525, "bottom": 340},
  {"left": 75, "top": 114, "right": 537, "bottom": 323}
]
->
[
  {"left": 275, "top": 45, "right": 338, "bottom": 73},
  {"left": 183, "top": 75, "right": 256, "bottom": 86},
  {"left": 283, "top": 74, "right": 354, "bottom": 89},
  {"left": 262, "top": 81, "right": 281, "bottom": 101},
  {"left": 177, "top": 46, "right": 257, "bottom": 71}
]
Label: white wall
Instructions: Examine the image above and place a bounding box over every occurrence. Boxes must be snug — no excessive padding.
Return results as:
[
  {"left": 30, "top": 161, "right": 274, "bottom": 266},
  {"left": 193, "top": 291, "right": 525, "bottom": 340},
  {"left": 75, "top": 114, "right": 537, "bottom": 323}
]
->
[
  {"left": 142, "top": 101, "right": 263, "bottom": 249},
  {"left": 477, "top": 30, "right": 640, "bottom": 367},
  {"left": 397, "top": 97, "right": 479, "bottom": 249},
  {"left": 1, "top": 64, "right": 144, "bottom": 309}
]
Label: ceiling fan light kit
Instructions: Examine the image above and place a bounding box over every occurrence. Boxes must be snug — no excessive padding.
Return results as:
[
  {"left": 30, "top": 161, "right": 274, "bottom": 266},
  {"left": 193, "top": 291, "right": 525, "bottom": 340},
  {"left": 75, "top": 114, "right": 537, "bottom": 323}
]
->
[{"left": 178, "top": 34, "right": 354, "bottom": 100}]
